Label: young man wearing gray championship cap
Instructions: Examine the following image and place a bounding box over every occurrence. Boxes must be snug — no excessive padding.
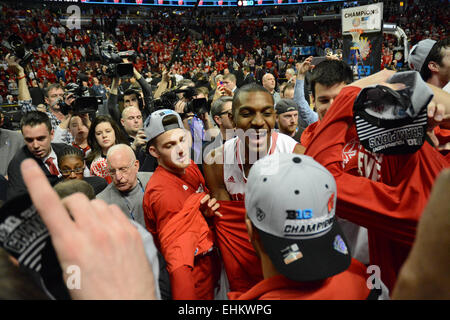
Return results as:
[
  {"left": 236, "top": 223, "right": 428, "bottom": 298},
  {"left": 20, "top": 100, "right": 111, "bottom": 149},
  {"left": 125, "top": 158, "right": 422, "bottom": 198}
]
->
[
  {"left": 229, "top": 153, "right": 386, "bottom": 300},
  {"left": 142, "top": 109, "right": 221, "bottom": 300}
]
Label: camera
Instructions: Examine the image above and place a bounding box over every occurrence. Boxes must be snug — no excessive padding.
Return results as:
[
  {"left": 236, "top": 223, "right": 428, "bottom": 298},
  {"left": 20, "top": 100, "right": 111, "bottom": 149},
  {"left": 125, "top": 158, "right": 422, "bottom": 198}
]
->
[
  {"left": 184, "top": 98, "right": 210, "bottom": 116},
  {"left": 100, "top": 41, "right": 136, "bottom": 78},
  {"left": 174, "top": 87, "right": 210, "bottom": 116},
  {"left": 1, "top": 35, "right": 33, "bottom": 66},
  {"left": 58, "top": 77, "right": 101, "bottom": 115}
]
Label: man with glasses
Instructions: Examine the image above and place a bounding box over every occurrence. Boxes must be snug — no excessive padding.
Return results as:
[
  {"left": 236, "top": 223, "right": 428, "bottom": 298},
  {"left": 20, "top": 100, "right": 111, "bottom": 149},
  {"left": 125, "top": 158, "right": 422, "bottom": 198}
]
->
[
  {"left": 97, "top": 144, "right": 152, "bottom": 228},
  {"left": 210, "top": 96, "right": 235, "bottom": 143}
]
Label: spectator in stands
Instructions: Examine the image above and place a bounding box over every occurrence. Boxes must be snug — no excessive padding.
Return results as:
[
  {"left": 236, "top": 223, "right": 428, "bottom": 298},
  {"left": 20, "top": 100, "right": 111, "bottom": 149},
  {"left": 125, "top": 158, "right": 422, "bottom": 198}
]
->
[
  {"left": 262, "top": 73, "right": 280, "bottom": 105},
  {"left": 242, "top": 66, "right": 255, "bottom": 86},
  {"left": 274, "top": 99, "right": 305, "bottom": 142}
]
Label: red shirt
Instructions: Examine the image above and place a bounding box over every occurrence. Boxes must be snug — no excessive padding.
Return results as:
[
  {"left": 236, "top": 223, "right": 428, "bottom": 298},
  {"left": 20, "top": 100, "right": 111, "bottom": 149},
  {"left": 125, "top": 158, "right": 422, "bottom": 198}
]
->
[
  {"left": 229, "top": 259, "right": 371, "bottom": 300},
  {"left": 305, "top": 86, "right": 450, "bottom": 291},
  {"left": 300, "top": 120, "right": 319, "bottom": 148},
  {"left": 214, "top": 201, "right": 263, "bottom": 293},
  {"left": 143, "top": 161, "right": 214, "bottom": 273}
]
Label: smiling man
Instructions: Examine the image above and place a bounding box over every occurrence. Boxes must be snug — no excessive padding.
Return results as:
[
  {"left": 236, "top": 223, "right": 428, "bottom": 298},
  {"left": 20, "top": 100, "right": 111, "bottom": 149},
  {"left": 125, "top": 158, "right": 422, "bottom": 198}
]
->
[
  {"left": 7, "top": 111, "right": 66, "bottom": 200},
  {"left": 204, "top": 83, "right": 304, "bottom": 202},
  {"left": 202, "top": 84, "right": 304, "bottom": 293},
  {"left": 299, "top": 60, "right": 354, "bottom": 148}
]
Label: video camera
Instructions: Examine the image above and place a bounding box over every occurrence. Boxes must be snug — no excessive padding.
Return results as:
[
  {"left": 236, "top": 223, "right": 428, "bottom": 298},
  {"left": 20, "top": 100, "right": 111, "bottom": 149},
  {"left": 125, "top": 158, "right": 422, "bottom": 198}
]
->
[
  {"left": 174, "top": 87, "right": 210, "bottom": 116},
  {"left": 100, "top": 41, "right": 136, "bottom": 78},
  {"left": 58, "top": 74, "right": 101, "bottom": 115},
  {"left": 184, "top": 98, "right": 210, "bottom": 116},
  {"left": 1, "top": 35, "right": 33, "bottom": 67}
]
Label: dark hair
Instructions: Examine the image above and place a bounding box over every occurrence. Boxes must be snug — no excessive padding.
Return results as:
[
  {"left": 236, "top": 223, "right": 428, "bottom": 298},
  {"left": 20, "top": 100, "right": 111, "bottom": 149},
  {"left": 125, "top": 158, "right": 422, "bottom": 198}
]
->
[
  {"left": 20, "top": 111, "right": 52, "bottom": 133},
  {"left": 420, "top": 38, "right": 450, "bottom": 81},
  {"left": 57, "top": 145, "right": 84, "bottom": 167},
  {"left": 232, "top": 83, "right": 273, "bottom": 116},
  {"left": 310, "top": 60, "right": 353, "bottom": 98},
  {"left": 86, "top": 115, "right": 129, "bottom": 163},
  {"left": 123, "top": 88, "right": 141, "bottom": 99}
]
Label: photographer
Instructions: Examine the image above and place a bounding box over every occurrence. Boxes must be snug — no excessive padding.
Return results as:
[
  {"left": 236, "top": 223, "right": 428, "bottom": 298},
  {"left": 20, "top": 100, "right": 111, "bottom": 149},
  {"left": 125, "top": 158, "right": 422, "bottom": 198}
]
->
[
  {"left": 6, "top": 54, "right": 75, "bottom": 145},
  {"left": 175, "top": 86, "right": 216, "bottom": 165},
  {"left": 106, "top": 58, "right": 154, "bottom": 128}
]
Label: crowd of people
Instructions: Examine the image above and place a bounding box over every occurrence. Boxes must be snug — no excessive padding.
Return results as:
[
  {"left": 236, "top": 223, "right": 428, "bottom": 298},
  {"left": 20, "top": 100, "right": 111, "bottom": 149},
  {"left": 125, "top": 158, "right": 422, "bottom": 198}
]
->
[
  {"left": 0, "top": 0, "right": 448, "bottom": 105},
  {"left": 0, "top": 0, "right": 449, "bottom": 301}
]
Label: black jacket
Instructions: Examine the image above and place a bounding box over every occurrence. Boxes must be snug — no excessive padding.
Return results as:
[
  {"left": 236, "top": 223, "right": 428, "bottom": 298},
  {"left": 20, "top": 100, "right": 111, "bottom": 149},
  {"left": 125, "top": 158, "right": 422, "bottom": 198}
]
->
[{"left": 7, "top": 143, "right": 67, "bottom": 201}]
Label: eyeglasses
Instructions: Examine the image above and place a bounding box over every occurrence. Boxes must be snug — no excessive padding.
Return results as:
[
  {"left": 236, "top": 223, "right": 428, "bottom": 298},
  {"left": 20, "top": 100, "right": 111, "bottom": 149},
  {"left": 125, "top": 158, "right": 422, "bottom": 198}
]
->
[
  {"left": 60, "top": 167, "right": 84, "bottom": 176},
  {"left": 108, "top": 162, "right": 135, "bottom": 176}
]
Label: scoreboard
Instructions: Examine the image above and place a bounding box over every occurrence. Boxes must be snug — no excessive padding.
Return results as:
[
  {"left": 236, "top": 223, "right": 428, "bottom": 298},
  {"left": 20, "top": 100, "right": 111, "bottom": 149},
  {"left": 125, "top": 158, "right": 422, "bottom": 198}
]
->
[{"left": 44, "top": 0, "right": 347, "bottom": 7}]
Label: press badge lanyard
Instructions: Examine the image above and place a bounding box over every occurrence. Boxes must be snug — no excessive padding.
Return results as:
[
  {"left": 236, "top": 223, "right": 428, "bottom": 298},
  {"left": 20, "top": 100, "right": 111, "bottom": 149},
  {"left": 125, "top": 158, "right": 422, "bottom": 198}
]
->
[{"left": 123, "top": 179, "right": 145, "bottom": 221}]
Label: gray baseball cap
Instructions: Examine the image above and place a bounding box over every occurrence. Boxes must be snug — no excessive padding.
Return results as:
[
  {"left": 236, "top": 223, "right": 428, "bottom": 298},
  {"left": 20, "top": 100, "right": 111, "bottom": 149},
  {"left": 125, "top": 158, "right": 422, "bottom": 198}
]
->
[
  {"left": 245, "top": 153, "right": 351, "bottom": 282},
  {"left": 143, "top": 109, "right": 185, "bottom": 142},
  {"left": 275, "top": 99, "right": 299, "bottom": 115},
  {"left": 408, "top": 39, "right": 437, "bottom": 73}
]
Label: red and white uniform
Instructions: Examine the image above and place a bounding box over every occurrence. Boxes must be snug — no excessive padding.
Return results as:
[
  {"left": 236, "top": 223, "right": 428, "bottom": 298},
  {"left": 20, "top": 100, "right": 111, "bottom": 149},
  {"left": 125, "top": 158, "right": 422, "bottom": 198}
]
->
[{"left": 223, "top": 131, "right": 298, "bottom": 201}]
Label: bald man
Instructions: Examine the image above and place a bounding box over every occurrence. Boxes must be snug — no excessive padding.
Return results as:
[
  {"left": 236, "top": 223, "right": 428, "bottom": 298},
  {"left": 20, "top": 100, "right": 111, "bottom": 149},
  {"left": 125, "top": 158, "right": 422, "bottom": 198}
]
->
[
  {"left": 262, "top": 73, "right": 281, "bottom": 105},
  {"left": 121, "top": 106, "right": 147, "bottom": 151},
  {"left": 97, "top": 144, "right": 152, "bottom": 227}
]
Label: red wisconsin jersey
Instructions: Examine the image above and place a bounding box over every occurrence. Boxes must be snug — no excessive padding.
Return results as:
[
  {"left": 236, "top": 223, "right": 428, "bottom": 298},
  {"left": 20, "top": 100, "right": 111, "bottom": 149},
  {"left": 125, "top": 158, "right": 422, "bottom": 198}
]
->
[
  {"left": 214, "top": 200, "right": 263, "bottom": 293},
  {"left": 143, "top": 161, "right": 213, "bottom": 272},
  {"left": 305, "top": 86, "right": 450, "bottom": 292}
]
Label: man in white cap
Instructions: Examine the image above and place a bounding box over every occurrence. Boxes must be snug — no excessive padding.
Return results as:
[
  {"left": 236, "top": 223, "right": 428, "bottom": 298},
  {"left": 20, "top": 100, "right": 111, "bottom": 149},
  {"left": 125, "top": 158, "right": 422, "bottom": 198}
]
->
[
  {"left": 408, "top": 38, "right": 450, "bottom": 150},
  {"left": 229, "top": 153, "right": 388, "bottom": 300},
  {"left": 142, "top": 109, "right": 221, "bottom": 300},
  {"left": 408, "top": 38, "right": 450, "bottom": 91}
]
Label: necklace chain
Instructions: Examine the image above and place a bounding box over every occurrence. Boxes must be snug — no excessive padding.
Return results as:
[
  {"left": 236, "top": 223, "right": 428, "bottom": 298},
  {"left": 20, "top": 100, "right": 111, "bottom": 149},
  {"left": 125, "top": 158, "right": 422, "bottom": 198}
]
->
[{"left": 236, "top": 134, "right": 273, "bottom": 182}]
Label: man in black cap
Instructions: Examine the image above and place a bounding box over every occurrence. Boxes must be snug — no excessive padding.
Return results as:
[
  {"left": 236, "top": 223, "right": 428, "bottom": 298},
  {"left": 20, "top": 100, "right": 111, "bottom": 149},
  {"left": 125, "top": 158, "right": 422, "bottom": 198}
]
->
[{"left": 274, "top": 99, "right": 307, "bottom": 142}]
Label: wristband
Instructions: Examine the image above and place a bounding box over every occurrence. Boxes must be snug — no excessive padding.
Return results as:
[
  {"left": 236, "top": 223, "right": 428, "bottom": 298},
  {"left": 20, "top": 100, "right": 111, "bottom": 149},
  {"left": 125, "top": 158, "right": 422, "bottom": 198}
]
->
[{"left": 17, "top": 74, "right": 26, "bottom": 80}]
